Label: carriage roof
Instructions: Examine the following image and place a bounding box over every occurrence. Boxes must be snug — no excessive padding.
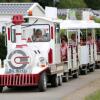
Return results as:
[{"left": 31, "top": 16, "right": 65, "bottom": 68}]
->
[{"left": 60, "top": 20, "right": 100, "bottom": 29}]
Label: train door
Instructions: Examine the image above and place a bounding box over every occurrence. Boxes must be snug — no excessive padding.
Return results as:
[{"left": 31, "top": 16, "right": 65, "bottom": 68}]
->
[
  {"left": 86, "top": 29, "right": 96, "bottom": 66},
  {"left": 66, "top": 30, "right": 79, "bottom": 71},
  {"left": 79, "top": 29, "right": 95, "bottom": 74}
]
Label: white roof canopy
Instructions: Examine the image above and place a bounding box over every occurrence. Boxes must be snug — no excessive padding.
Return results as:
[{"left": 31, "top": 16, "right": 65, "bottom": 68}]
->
[{"left": 60, "top": 20, "right": 100, "bottom": 29}]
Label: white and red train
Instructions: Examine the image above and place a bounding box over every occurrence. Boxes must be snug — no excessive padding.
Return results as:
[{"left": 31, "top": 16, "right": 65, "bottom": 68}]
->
[{"left": 0, "top": 14, "right": 99, "bottom": 92}]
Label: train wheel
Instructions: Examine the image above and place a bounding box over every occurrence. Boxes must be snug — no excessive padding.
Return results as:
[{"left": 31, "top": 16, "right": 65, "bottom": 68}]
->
[
  {"left": 84, "top": 67, "right": 88, "bottom": 75},
  {"left": 0, "top": 87, "right": 3, "bottom": 93},
  {"left": 63, "top": 73, "right": 69, "bottom": 82},
  {"left": 58, "top": 75, "right": 62, "bottom": 86},
  {"left": 38, "top": 72, "right": 47, "bottom": 92},
  {"left": 73, "top": 70, "right": 79, "bottom": 78},
  {"left": 81, "top": 67, "right": 88, "bottom": 75},
  {"left": 90, "top": 65, "right": 95, "bottom": 72},
  {"left": 51, "top": 75, "right": 59, "bottom": 87}
]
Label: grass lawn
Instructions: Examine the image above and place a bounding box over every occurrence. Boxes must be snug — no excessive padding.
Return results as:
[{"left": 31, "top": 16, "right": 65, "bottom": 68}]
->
[{"left": 85, "top": 90, "right": 100, "bottom": 100}]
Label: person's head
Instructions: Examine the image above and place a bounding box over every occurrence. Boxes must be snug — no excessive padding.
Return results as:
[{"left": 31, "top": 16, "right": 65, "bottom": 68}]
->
[
  {"left": 87, "top": 33, "right": 92, "bottom": 41},
  {"left": 35, "top": 29, "right": 42, "bottom": 38},
  {"left": 71, "top": 34, "right": 76, "bottom": 41},
  {"left": 61, "top": 35, "right": 68, "bottom": 44}
]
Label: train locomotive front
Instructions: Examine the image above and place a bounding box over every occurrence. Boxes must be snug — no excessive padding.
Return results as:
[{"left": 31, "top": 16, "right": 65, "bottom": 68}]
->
[{"left": 0, "top": 15, "right": 49, "bottom": 92}]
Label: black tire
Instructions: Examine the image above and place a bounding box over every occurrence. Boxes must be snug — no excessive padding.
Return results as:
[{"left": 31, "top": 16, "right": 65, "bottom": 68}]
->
[
  {"left": 51, "top": 75, "right": 59, "bottom": 87},
  {"left": 73, "top": 70, "right": 79, "bottom": 78},
  {"left": 81, "top": 67, "right": 88, "bottom": 75},
  {"left": 96, "top": 64, "right": 100, "bottom": 69},
  {"left": 63, "top": 73, "right": 69, "bottom": 82},
  {"left": 58, "top": 76, "right": 62, "bottom": 86},
  {"left": 90, "top": 65, "right": 95, "bottom": 72},
  {"left": 0, "top": 87, "right": 3, "bottom": 93},
  {"left": 84, "top": 67, "right": 88, "bottom": 75},
  {"left": 38, "top": 72, "right": 47, "bottom": 92}
]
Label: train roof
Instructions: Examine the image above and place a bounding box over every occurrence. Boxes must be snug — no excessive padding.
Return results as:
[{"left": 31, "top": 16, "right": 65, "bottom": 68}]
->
[
  {"left": 60, "top": 20, "right": 100, "bottom": 29},
  {"left": 24, "top": 16, "right": 63, "bottom": 23},
  {"left": 24, "top": 16, "right": 100, "bottom": 29}
]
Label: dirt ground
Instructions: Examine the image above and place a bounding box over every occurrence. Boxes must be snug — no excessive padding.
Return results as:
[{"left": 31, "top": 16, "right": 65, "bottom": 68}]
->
[{"left": 63, "top": 77, "right": 100, "bottom": 100}]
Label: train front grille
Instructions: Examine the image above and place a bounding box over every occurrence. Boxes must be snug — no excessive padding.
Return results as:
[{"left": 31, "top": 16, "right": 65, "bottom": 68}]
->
[{"left": 0, "top": 74, "right": 39, "bottom": 86}]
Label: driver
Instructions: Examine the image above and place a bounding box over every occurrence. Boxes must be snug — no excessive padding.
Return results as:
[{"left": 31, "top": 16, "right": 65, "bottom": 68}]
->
[{"left": 33, "top": 29, "right": 43, "bottom": 42}]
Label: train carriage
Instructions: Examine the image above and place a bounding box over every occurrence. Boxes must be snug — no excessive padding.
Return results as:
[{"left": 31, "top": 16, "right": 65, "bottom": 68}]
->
[{"left": 60, "top": 20, "right": 100, "bottom": 74}]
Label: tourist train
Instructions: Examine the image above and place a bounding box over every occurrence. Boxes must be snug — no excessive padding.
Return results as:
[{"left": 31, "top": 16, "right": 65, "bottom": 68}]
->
[{"left": 0, "top": 13, "right": 100, "bottom": 92}]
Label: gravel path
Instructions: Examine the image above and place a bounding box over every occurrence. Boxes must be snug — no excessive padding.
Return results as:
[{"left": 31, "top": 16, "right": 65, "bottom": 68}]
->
[{"left": 63, "top": 72, "right": 100, "bottom": 100}]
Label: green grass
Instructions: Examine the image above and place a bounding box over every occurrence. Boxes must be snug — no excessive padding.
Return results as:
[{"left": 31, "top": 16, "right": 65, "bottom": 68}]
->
[
  {"left": 85, "top": 90, "right": 100, "bottom": 100},
  {"left": 94, "top": 17, "right": 100, "bottom": 23}
]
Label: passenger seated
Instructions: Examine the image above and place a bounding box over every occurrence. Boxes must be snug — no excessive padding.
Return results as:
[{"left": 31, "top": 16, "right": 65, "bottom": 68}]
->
[
  {"left": 70, "top": 34, "right": 76, "bottom": 46},
  {"left": 80, "top": 36, "right": 86, "bottom": 45},
  {"left": 96, "top": 38, "right": 100, "bottom": 52},
  {"left": 60, "top": 35, "right": 68, "bottom": 61},
  {"left": 86, "top": 33, "right": 94, "bottom": 45},
  {"left": 32, "top": 29, "right": 43, "bottom": 42}
]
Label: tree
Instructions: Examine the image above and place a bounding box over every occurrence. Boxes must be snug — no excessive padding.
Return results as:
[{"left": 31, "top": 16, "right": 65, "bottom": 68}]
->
[
  {"left": 84, "top": 0, "right": 100, "bottom": 9},
  {"left": 56, "top": 0, "right": 87, "bottom": 8},
  {"left": 33, "top": 0, "right": 53, "bottom": 8}
]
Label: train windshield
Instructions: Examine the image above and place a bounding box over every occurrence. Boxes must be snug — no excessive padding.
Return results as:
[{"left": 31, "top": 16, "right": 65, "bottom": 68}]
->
[
  {"left": 22, "top": 24, "right": 50, "bottom": 42},
  {"left": 11, "top": 24, "right": 50, "bottom": 43}
]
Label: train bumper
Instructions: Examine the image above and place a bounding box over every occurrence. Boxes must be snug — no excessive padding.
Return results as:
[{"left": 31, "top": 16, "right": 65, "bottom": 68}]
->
[{"left": 0, "top": 74, "right": 40, "bottom": 86}]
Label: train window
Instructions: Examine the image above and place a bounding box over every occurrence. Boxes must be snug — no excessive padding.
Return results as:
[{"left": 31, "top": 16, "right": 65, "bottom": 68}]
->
[{"left": 21, "top": 24, "right": 50, "bottom": 42}]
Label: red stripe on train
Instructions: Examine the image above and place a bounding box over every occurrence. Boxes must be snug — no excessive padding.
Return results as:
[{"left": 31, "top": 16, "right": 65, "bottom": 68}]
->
[
  {"left": 16, "top": 44, "right": 27, "bottom": 48},
  {"left": 8, "top": 28, "right": 10, "bottom": 40}
]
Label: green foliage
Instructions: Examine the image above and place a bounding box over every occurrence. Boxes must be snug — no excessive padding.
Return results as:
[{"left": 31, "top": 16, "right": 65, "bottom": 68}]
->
[
  {"left": 85, "top": 90, "right": 100, "bottom": 100},
  {"left": 0, "top": 34, "right": 7, "bottom": 61},
  {"left": 56, "top": 0, "right": 100, "bottom": 9},
  {"left": 0, "top": 0, "right": 100, "bottom": 10},
  {"left": 57, "top": 0, "right": 87, "bottom": 8},
  {"left": 84, "top": 0, "right": 100, "bottom": 10},
  {"left": 94, "top": 17, "right": 100, "bottom": 23},
  {"left": 76, "top": 10, "right": 82, "bottom": 20},
  {"left": 58, "top": 15, "right": 66, "bottom": 20},
  {"left": 33, "top": 0, "right": 53, "bottom": 8},
  {"left": 93, "top": 17, "right": 100, "bottom": 35}
]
